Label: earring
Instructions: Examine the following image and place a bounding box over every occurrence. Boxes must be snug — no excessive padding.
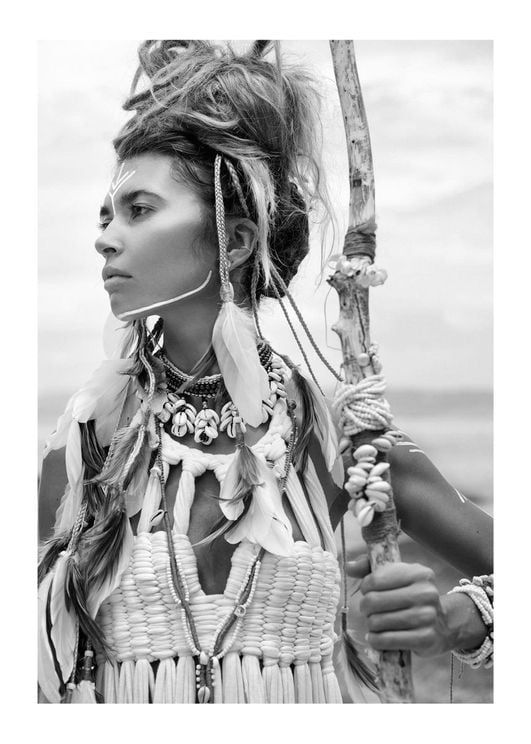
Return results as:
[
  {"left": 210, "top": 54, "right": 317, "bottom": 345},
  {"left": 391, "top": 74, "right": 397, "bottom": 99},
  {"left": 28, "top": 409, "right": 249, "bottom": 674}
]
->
[{"left": 211, "top": 154, "right": 270, "bottom": 429}]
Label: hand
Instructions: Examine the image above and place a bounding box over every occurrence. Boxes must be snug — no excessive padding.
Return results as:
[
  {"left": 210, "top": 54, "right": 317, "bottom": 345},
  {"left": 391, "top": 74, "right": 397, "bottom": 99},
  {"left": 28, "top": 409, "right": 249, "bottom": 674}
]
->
[{"left": 347, "top": 557, "right": 454, "bottom": 658}]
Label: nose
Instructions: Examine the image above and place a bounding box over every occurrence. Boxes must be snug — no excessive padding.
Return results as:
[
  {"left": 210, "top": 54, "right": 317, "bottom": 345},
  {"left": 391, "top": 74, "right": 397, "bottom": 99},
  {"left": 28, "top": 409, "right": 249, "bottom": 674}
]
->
[{"left": 95, "top": 225, "right": 124, "bottom": 257}]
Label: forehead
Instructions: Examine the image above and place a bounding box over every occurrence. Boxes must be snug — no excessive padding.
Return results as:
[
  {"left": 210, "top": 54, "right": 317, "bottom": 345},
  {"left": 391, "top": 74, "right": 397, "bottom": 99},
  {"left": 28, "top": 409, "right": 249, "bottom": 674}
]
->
[{"left": 109, "top": 152, "right": 175, "bottom": 192}]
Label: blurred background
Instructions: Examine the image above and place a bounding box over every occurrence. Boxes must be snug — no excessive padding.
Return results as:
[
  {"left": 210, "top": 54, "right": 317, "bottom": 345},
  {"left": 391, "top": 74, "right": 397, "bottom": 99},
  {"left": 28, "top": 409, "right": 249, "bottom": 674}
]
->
[{"left": 38, "top": 40, "right": 492, "bottom": 702}]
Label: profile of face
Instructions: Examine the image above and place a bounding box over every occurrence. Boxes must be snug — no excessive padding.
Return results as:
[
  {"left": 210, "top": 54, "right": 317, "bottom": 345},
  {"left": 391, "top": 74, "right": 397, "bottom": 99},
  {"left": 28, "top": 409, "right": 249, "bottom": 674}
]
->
[{"left": 95, "top": 152, "right": 217, "bottom": 321}]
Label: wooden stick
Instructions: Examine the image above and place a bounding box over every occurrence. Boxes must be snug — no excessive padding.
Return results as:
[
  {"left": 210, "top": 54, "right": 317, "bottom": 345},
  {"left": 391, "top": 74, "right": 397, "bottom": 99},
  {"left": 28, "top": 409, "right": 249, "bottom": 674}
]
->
[{"left": 328, "top": 40, "right": 414, "bottom": 703}]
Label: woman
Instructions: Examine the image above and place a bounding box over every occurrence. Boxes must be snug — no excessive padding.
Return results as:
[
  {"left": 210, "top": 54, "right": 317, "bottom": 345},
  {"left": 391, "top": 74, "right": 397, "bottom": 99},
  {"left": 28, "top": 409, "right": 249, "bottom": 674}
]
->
[{"left": 38, "top": 40, "right": 493, "bottom": 704}]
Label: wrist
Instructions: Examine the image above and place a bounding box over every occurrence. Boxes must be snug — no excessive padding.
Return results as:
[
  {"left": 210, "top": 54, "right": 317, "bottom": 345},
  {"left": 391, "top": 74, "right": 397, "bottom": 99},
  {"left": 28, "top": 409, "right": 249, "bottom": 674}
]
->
[{"left": 440, "top": 592, "right": 488, "bottom": 652}]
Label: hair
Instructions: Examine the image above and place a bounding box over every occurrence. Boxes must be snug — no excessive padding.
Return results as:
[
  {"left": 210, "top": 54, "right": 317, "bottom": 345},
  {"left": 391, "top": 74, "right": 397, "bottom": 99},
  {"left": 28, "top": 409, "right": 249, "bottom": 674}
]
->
[{"left": 112, "top": 39, "right": 333, "bottom": 300}]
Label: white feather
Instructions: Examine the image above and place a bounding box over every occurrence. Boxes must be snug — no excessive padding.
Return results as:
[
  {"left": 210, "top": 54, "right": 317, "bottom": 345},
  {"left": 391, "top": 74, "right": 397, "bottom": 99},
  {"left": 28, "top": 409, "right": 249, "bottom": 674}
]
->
[
  {"left": 38, "top": 570, "right": 63, "bottom": 703},
  {"left": 49, "top": 552, "right": 77, "bottom": 683},
  {"left": 44, "top": 358, "right": 132, "bottom": 456},
  {"left": 87, "top": 519, "right": 134, "bottom": 618},
  {"left": 297, "top": 368, "right": 344, "bottom": 486},
  {"left": 218, "top": 454, "right": 244, "bottom": 521},
  {"left": 225, "top": 457, "right": 294, "bottom": 556},
  {"left": 136, "top": 463, "right": 168, "bottom": 529},
  {"left": 60, "top": 422, "right": 84, "bottom": 532},
  {"left": 212, "top": 300, "right": 269, "bottom": 428}
]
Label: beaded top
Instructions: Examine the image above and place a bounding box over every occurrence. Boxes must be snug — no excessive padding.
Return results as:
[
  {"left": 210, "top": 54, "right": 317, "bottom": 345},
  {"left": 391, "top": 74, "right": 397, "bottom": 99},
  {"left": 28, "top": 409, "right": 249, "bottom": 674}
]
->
[{"left": 97, "top": 533, "right": 340, "bottom": 665}]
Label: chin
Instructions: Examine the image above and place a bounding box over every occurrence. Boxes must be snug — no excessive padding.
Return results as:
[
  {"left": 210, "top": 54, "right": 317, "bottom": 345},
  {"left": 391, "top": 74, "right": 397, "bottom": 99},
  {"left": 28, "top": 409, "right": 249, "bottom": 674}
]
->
[{"left": 108, "top": 295, "right": 143, "bottom": 323}]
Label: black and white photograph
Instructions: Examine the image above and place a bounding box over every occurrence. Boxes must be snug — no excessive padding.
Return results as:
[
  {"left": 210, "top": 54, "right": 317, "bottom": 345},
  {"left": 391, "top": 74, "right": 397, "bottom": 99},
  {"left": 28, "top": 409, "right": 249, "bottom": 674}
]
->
[{"left": 37, "top": 38, "right": 494, "bottom": 706}]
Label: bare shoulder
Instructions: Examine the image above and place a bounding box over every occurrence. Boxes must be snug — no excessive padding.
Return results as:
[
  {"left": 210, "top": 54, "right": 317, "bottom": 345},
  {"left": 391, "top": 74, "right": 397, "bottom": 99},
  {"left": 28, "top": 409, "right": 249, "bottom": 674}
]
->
[{"left": 39, "top": 447, "right": 67, "bottom": 542}]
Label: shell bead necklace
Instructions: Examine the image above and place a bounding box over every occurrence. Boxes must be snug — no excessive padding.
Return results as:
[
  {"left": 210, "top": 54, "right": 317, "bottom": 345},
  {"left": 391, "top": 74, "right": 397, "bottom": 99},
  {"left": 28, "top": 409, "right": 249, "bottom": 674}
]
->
[{"left": 156, "top": 347, "right": 287, "bottom": 446}]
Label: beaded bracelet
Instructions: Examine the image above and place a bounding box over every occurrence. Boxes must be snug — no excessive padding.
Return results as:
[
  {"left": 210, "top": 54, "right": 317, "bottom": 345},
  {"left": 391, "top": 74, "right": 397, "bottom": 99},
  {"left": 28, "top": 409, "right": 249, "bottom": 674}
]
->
[{"left": 447, "top": 574, "right": 493, "bottom": 669}]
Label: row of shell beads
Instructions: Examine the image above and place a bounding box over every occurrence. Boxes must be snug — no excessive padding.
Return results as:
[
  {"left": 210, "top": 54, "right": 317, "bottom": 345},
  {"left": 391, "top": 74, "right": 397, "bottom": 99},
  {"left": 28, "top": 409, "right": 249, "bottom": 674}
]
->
[
  {"left": 194, "top": 404, "right": 220, "bottom": 445},
  {"left": 262, "top": 358, "right": 287, "bottom": 422},
  {"left": 219, "top": 401, "right": 246, "bottom": 439},
  {"left": 345, "top": 430, "right": 404, "bottom": 527}
]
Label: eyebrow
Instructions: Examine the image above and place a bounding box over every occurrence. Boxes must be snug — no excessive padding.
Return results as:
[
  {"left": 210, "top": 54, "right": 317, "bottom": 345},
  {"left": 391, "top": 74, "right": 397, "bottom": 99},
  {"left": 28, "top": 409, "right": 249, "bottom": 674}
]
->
[{"left": 99, "top": 189, "right": 165, "bottom": 219}]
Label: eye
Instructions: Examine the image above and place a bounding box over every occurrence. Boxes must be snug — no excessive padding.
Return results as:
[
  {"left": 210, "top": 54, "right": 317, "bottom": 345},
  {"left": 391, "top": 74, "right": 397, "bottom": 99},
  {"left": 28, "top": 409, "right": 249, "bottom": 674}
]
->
[
  {"left": 130, "top": 204, "right": 151, "bottom": 220},
  {"left": 97, "top": 221, "right": 110, "bottom": 231}
]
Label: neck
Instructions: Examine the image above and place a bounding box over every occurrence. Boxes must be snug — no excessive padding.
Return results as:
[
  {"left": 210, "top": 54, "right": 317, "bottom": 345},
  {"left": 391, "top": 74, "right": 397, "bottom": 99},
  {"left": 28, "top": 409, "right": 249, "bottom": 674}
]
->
[
  {"left": 160, "top": 298, "right": 220, "bottom": 375},
  {"left": 158, "top": 277, "right": 252, "bottom": 375}
]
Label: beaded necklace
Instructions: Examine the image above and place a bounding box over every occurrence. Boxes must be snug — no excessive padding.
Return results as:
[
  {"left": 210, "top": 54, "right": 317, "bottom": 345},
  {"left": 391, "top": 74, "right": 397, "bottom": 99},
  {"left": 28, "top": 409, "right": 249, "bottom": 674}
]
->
[{"left": 155, "top": 346, "right": 287, "bottom": 445}]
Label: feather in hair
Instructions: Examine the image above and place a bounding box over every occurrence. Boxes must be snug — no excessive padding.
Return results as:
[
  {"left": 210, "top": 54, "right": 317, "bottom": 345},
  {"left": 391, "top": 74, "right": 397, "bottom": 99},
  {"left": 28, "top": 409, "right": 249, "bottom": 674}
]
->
[
  {"left": 212, "top": 297, "right": 269, "bottom": 428},
  {"left": 63, "top": 553, "right": 110, "bottom": 655},
  {"left": 84, "top": 509, "right": 134, "bottom": 618},
  {"left": 92, "top": 408, "right": 147, "bottom": 488}
]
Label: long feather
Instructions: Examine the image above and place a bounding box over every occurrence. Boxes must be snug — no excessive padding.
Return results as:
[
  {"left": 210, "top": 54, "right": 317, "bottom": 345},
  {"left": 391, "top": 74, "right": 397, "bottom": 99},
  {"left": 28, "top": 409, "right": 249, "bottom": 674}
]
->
[
  {"left": 63, "top": 554, "right": 109, "bottom": 655},
  {"left": 294, "top": 367, "right": 340, "bottom": 471},
  {"left": 49, "top": 551, "right": 78, "bottom": 683},
  {"left": 38, "top": 570, "right": 64, "bottom": 703},
  {"left": 85, "top": 512, "right": 134, "bottom": 618},
  {"left": 91, "top": 409, "right": 146, "bottom": 488},
  {"left": 212, "top": 300, "right": 269, "bottom": 427}
]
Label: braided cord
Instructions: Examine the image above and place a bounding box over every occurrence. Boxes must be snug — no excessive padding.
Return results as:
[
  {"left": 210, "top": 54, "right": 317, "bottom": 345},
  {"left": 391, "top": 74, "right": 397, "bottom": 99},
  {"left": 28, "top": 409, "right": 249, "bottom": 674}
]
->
[
  {"left": 268, "top": 278, "right": 322, "bottom": 390},
  {"left": 211, "top": 548, "right": 265, "bottom": 657},
  {"left": 214, "top": 154, "right": 231, "bottom": 292},
  {"left": 270, "top": 265, "right": 342, "bottom": 382},
  {"left": 222, "top": 158, "right": 251, "bottom": 218}
]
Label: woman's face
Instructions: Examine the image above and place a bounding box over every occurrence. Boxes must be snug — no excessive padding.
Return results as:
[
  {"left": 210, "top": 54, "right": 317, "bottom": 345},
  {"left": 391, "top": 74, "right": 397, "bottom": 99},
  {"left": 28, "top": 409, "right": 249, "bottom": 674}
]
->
[{"left": 95, "top": 152, "right": 217, "bottom": 320}]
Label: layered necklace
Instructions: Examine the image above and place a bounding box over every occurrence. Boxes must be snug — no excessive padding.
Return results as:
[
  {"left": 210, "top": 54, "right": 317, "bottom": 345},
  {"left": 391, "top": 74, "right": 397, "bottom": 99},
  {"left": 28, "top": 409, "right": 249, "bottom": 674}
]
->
[{"left": 156, "top": 342, "right": 287, "bottom": 444}]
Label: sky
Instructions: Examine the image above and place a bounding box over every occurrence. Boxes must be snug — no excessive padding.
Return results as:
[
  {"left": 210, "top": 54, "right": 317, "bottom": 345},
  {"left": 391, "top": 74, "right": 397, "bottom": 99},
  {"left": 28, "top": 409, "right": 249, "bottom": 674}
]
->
[{"left": 38, "top": 40, "right": 492, "bottom": 402}]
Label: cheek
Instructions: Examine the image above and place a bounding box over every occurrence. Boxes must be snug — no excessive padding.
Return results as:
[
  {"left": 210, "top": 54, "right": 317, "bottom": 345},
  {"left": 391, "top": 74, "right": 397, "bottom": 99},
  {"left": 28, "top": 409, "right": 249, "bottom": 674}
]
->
[{"left": 140, "top": 215, "right": 214, "bottom": 278}]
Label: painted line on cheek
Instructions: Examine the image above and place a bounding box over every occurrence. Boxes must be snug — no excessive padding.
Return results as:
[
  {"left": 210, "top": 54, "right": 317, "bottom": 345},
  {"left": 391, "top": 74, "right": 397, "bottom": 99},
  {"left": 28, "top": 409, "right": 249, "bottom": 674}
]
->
[{"left": 117, "top": 270, "right": 214, "bottom": 320}]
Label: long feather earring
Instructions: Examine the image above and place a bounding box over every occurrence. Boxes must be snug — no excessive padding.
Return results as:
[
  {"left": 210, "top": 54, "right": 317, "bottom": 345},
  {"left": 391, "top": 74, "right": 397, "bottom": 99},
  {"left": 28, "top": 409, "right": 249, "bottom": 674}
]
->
[{"left": 211, "top": 154, "right": 269, "bottom": 428}]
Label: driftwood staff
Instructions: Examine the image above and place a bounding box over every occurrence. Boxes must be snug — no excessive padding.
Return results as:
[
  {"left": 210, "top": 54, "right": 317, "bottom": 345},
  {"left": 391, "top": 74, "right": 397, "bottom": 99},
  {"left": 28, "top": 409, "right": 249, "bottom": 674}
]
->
[{"left": 328, "top": 40, "right": 414, "bottom": 703}]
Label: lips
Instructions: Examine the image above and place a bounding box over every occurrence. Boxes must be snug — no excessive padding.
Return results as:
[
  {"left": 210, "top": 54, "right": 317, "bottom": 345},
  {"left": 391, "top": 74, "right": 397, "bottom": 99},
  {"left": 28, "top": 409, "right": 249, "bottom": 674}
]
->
[{"left": 102, "top": 267, "right": 132, "bottom": 281}]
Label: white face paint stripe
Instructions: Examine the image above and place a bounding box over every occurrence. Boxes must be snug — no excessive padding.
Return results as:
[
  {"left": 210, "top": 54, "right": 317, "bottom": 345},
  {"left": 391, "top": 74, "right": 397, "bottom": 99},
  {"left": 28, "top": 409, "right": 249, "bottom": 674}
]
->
[
  {"left": 117, "top": 270, "right": 213, "bottom": 320},
  {"left": 107, "top": 163, "right": 136, "bottom": 215},
  {"left": 454, "top": 488, "right": 467, "bottom": 504}
]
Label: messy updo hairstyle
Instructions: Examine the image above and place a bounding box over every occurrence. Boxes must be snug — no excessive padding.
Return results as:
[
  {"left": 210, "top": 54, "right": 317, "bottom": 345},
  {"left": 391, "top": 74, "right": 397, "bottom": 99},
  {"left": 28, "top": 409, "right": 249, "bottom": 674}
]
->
[{"left": 112, "top": 39, "right": 332, "bottom": 300}]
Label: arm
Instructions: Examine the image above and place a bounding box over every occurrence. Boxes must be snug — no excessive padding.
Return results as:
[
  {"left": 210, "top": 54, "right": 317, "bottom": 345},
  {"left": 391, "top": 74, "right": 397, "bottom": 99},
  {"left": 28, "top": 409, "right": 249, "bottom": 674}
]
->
[
  {"left": 38, "top": 447, "right": 67, "bottom": 543},
  {"left": 387, "top": 439, "right": 492, "bottom": 576},
  {"left": 327, "top": 432, "right": 492, "bottom": 576},
  {"left": 325, "top": 431, "right": 493, "bottom": 657}
]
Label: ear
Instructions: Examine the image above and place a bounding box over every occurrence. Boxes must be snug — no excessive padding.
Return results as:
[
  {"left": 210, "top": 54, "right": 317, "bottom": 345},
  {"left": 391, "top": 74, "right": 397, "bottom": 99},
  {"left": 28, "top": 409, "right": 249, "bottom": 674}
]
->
[{"left": 225, "top": 217, "right": 258, "bottom": 272}]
